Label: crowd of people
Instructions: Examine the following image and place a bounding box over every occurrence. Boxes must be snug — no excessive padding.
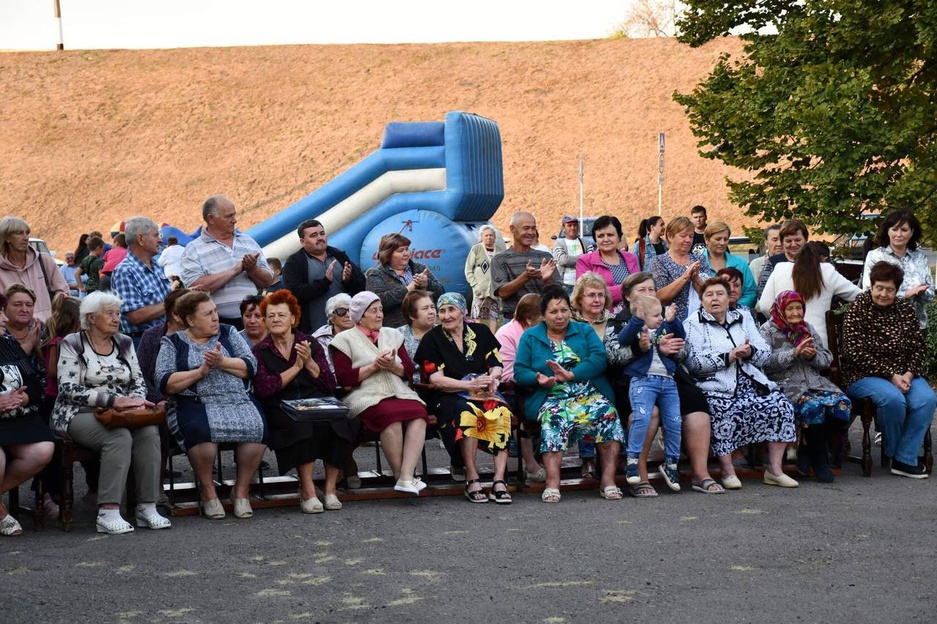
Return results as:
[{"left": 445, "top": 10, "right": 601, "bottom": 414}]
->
[{"left": 1, "top": 199, "right": 934, "bottom": 537}]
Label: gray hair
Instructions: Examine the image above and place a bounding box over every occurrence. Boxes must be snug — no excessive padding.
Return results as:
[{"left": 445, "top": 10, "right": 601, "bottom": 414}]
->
[
  {"left": 80, "top": 291, "right": 124, "bottom": 330},
  {"left": 202, "top": 194, "right": 232, "bottom": 222},
  {"left": 123, "top": 216, "right": 159, "bottom": 248},
  {"left": 0, "top": 216, "right": 31, "bottom": 254},
  {"left": 764, "top": 224, "right": 781, "bottom": 238},
  {"left": 478, "top": 225, "right": 497, "bottom": 241},
  {"left": 509, "top": 211, "right": 536, "bottom": 228},
  {"left": 325, "top": 293, "right": 352, "bottom": 318}
]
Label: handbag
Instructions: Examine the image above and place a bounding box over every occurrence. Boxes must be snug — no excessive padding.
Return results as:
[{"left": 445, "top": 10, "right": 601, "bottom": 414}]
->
[
  {"left": 94, "top": 404, "right": 166, "bottom": 429},
  {"left": 280, "top": 397, "right": 350, "bottom": 422}
]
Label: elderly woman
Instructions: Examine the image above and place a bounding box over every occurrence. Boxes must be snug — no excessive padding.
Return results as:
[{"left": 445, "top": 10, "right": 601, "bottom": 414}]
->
[
  {"left": 515, "top": 284, "right": 626, "bottom": 502},
  {"left": 760, "top": 291, "right": 851, "bottom": 482},
  {"left": 156, "top": 291, "right": 266, "bottom": 520},
  {"left": 312, "top": 293, "right": 354, "bottom": 376},
  {"left": 631, "top": 216, "right": 668, "bottom": 272},
  {"left": 757, "top": 219, "right": 809, "bottom": 297},
  {"left": 495, "top": 293, "right": 545, "bottom": 482},
  {"left": 252, "top": 291, "right": 355, "bottom": 513},
  {"left": 414, "top": 293, "right": 513, "bottom": 503},
  {"left": 0, "top": 216, "right": 68, "bottom": 322},
  {"left": 52, "top": 291, "right": 170, "bottom": 533},
  {"left": 0, "top": 292, "right": 54, "bottom": 537},
  {"left": 365, "top": 233, "right": 444, "bottom": 328},
  {"left": 396, "top": 290, "right": 437, "bottom": 384},
  {"left": 330, "top": 292, "right": 429, "bottom": 495},
  {"left": 861, "top": 209, "right": 935, "bottom": 328},
  {"left": 464, "top": 225, "right": 504, "bottom": 331},
  {"left": 575, "top": 215, "right": 640, "bottom": 313},
  {"left": 842, "top": 262, "right": 936, "bottom": 478},
  {"left": 648, "top": 216, "right": 712, "bottom": 321},
  {"left": 759, "top": 241, "right": 860, "bottom": 342},
  {"left": 239, "top": 294, "right": 268, "bottom": 348},
  {"left": 684, "top": 278, "right": 798, "bottom": 489},
  {"left": 702, "top": 221, "right": 757, "bottom": 309}
]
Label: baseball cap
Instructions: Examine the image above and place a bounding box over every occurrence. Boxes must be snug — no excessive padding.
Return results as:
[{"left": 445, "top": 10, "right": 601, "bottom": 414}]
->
[{"left": 562, "top": 216, "right": 579, "bottom": 224}]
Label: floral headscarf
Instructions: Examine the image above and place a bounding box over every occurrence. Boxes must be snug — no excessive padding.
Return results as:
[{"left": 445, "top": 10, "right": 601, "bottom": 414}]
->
[
  {"left": 770, "top": 290, "right": 812, "bottom": 347},
  {"left": 437, "top": 292, "right": 467, "bottom": 314}
]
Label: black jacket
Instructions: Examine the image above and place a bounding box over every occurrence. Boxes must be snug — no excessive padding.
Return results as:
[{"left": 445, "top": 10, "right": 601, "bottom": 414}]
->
[{"left": 282, "top": 245, "right": 366, "bottom": 332}]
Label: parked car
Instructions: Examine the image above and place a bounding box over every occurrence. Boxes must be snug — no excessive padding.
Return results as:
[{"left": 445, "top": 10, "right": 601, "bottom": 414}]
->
[
  {"left": 552, "top": 216, "right": 599, "bottom": 250},
  {"left": 29, "top": 237, "right": 64, "bottom": 267}
]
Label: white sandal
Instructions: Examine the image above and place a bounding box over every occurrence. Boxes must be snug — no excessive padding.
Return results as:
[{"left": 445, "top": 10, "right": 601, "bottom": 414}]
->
[
  {"left": 96, "top": 514, "right": 134, "bottom": 535},
  {"left": 0, "top": 514, "right": 24, "bottom": 537},
  {"left": 135, "top": 507, "right": 172, "bottom": 530},
  {"left": 541, "top": 487, "right": 561, "bottom": 503},
  {"left": 323, "top": 494, "right": 343, "bottom": 511}
]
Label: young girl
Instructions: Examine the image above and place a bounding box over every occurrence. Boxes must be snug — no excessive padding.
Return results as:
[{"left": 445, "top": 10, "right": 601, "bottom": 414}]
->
[
  {"left": 617, "top": 295, "right": 684, "bottom": 492},
  {"left": 760, "top": 290, "right": 851, "bottom": 482}
]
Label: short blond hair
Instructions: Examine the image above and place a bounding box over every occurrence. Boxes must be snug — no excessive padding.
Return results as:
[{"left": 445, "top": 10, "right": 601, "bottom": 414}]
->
[
  {"left": 0, "top": 216, "right": 30, "bottom": 255},
  {"left": 629, "top": 294, "right": 661, "bottom": 318},
  {"left": 571, "top": 271, "right": 611, "bottom": 313}
]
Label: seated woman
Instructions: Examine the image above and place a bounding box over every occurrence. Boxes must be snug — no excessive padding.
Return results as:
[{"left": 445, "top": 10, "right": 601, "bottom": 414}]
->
[
  {"left": 365, "top": 233, "right": 444, "bottom": 328},
  {"left": 312, "top": 293, "right": 354, "bottom": 376},
  {"left": 759, "top": 241, "right": 860, "bottom": 341},
  {"left": 52, "top": 291, "right": 170, "bottom": 533},
  {"left": 0, "top": 292, "right": 54, "bottom": 537},
  {"left": 515, "top": 284, "right": 625, "bottom": 502},
  {"left": 414, "top": 293, "right": 512, "bottom": 503},
  {"left": 495, "top": 293, "right": 545, "bottom": 482},
  {"left": 253, "top": 291, "right": 357, "bottom": 513},
  {"left": 330, "top": 291, "right": 429, "bottom": 495},
  {"left": 397, "top": 290, "right": 437, "bottom": 384},
  {"left": 841, "top": 261, "right": 936, "bottom": 478},
  {"left": 683, "top": 278, "right": 798, "bottom": 489},
  {"left": 239, "top": 294, "right": 268, "bottom": 348},
  {"left": 156, "top": 291, "right": 267, "bottom": 520},
  {"left": 761, "top": 291, "right": 851, "bottom": 482}
]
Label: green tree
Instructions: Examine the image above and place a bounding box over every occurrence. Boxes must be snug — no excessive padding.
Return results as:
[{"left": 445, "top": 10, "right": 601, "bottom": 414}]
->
[{"left": 674, "top": 1, "right": 937, "bottom": 239}]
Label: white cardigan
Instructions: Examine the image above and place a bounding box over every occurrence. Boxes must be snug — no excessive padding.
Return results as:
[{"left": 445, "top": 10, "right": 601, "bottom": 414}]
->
[{"left": 757, "top": 262, "right": 860, "bottom": 343}]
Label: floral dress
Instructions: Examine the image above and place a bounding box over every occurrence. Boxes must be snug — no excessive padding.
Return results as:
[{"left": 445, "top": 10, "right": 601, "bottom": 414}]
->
[
  {"left": 537, "top": 340, "right": 624, "bottom": 452},
  {"left": 648, "top": 252, "right": 711, "bottom": 321}
]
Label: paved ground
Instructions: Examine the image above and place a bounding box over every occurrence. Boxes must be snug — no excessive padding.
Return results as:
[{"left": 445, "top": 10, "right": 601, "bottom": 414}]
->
[{"left": 3, "top": 429, "right": 936, "bottom": 624}]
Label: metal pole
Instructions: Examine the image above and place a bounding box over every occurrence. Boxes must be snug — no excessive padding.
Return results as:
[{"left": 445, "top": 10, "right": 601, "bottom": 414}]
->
[
  {"left": 54, "top": 0, "right": 64, "bottom": 50},
  {"left": 578, "top": 155, "right": 584, "bottom": 224},
  {"left": 658, "top": 132, "right": 665, "bottom": 216}
]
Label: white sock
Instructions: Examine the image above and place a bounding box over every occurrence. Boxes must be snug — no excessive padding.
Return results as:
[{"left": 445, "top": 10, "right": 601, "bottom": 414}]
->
[
  {"left": 98, "top": 508, "right": 122, "bottom": 523},
  {"left": 136, "top": 503, "right": 157, "bottom": 517}
]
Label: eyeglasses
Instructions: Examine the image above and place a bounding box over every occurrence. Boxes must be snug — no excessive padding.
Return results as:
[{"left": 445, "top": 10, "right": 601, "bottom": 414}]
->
[{"left": 333, "top": 307, "right": 350, "bottom": 316}]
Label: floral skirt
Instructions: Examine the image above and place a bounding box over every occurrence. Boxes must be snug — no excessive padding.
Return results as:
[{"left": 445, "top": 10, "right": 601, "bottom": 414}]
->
[
  {"left": 449, "top": 396, "right": 512, "bottom": 455},
  {"left": 793, "top": 390, "right": 852, "bottom": 427},
  {"left": 706, "top": 375, "right": 796, "bottom": 457},
  {"left": 538, "top": 381, "right": 624, "bottom": 453}
]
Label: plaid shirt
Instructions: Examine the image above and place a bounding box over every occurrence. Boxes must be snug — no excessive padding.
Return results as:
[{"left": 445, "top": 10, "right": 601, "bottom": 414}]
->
[
  {"left": 180, "top": 229, "right": 270, "bottom": 318},
  {"left": 112, "top": 250, "right": 171, "bottom": 335}
]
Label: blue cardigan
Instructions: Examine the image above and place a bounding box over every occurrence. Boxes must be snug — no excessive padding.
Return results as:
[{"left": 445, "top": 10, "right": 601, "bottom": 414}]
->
[
  {"left": 514, "top": 320, "right": 613, "bottom": 421},
  {"left": 617, "top": 315, "right": 685, "bottom": 377}
]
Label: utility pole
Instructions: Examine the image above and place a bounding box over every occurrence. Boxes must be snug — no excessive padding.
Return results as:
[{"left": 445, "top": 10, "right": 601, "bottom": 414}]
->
[{"left": 54, "top": 0, "right": 64, "bottom": 50}]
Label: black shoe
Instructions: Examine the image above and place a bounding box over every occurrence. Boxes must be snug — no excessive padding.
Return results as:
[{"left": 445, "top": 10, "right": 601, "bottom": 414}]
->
[{"left": 890, "top": 460, "right": 929, "bottom": 479}]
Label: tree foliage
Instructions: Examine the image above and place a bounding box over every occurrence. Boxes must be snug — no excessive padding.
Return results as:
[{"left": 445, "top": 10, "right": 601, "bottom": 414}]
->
[
  {"left": 674, "top": 1, "right": 937, "bottom": 239},
  {"left": 614, "top": 1, "right": 686, "bottom": 38}
]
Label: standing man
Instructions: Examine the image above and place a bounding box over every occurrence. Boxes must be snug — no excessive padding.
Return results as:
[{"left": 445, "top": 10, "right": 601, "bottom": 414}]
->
[
  {"left": 749, "top": 224, "right": 782, "bottom": 284},
  {"left": 492, "top": 211, "right": 557, "bottom": 320},
  {"left": 552, "top": 216, "right": 588, "bottom": 296},
  {"left": 690, "top": 205, "right": 708, "bottom": 256},
  {"left": 59, "top": 251, "right": 84, "bottom": 298},
  {"left": 111, "top": 216, "right": 172, "bottom": 345},
  {"left": 181, "top": 194, "right": 276, "bottom": 329},
  {"left": 282, "top": 218, "right": 365, "bottom": 333}
]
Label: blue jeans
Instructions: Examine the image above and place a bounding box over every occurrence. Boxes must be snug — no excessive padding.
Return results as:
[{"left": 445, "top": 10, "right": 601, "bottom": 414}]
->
[
  {"left": 628, "top": 374, "right": 681, "bottom": 459},
  {"left": 847, "top": 376, "right": 936, "bottom": 466}
]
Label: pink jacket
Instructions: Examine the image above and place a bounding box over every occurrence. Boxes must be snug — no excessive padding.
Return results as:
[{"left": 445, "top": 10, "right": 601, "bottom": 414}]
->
[
  {"left": 575, "top": 249, "right": 640, "bottom": 305},
  {"left": 0, "top": 248, "right": 69, "bottom": 322}
]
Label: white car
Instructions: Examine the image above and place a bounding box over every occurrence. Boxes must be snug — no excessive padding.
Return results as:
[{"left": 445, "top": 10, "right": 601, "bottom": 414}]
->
[{"left": 29, "top": 238, "right": 65, "bottom": 267}]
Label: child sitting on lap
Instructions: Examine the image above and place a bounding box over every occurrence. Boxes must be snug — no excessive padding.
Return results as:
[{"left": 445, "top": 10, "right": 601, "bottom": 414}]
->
[{"left": 617, "top": 295, "right": 685, "bottom": 492}]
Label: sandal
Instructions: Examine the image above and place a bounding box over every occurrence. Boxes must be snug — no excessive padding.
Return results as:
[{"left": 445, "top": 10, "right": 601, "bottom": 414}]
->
[
  {"left": 691, "top": 478, "right": 725, "bottom": 494},
  {"left": 488, "top": 480, "right": 512, "bottom": 504},
  {"left": 599, "top": 485, "right": 623, "bottom": 500},
  {"left": 464, "top": 479, "right": 488, "bottom": 504},
  {"left": 0, "top": 513, "right": 23, "bottom": 537},
  {"left": 541, "top": 487, "right": 561, "bottom": 503},
  {"left": 630, "top": 482, "right": 659, "bottom": 498}
]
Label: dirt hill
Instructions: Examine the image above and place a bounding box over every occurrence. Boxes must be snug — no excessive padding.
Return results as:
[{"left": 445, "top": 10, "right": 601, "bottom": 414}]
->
[{"left": 0, "top": 37, "right": 751, "bottom": 256}]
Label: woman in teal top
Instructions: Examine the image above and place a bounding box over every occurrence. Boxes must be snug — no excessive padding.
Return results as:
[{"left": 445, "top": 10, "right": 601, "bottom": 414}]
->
[{"left": 702, "top": 221, "right": 757, "bottom": 309}]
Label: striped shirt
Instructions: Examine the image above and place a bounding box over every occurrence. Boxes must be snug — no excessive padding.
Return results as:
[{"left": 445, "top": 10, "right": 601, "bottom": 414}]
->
[
  {"left": 112, "top": 251, "right": 171, "bottom": 335},
  {"left": 180, "top": 229, "right": 269, "bottom": 318}
]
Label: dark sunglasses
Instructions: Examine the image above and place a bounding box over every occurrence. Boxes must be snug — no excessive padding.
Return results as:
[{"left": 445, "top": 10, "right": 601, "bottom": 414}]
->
[{"left": 332, "top": 307, "right": 350, "bottom": 317}]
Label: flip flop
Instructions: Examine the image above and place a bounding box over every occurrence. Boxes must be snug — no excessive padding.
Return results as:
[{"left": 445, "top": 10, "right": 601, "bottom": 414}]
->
[
  {"left": 630, "top": 482, "right": 658, "bottom": 498},
  {"left": 599, "top": 485, "right": 623, "bottom": 500},
  {"left": 691, "top": 478, "right": 725, "bottom": 494}
]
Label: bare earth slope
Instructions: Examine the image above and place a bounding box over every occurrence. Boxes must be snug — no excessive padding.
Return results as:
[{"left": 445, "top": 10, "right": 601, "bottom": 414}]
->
[{"left": 0, "top": 38, "right": 749, "bottom": 255}]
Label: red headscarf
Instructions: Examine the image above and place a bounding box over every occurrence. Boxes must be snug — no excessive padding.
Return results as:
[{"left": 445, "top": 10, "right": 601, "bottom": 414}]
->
[{"left": 770, "top": 290, "right": 812, "bottom": 347}]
